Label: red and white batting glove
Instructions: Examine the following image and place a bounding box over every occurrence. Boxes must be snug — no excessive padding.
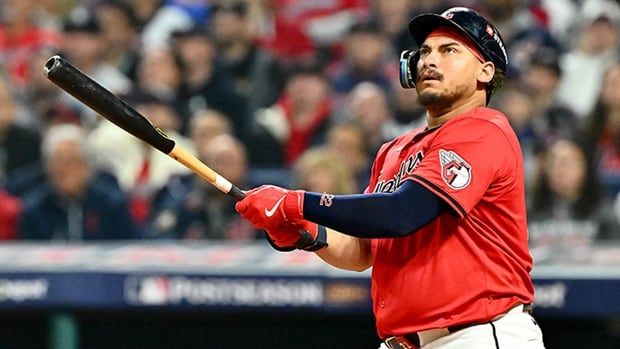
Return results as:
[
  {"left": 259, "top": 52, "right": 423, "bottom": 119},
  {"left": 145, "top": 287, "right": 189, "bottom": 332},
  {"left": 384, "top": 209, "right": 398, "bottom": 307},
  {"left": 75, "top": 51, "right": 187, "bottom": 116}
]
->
[
  {"left": 235, "top": 185, "right": 305, "bottom": 229},
  {"left": 235, "top": 185, "right": 327, "bottom": 251}
]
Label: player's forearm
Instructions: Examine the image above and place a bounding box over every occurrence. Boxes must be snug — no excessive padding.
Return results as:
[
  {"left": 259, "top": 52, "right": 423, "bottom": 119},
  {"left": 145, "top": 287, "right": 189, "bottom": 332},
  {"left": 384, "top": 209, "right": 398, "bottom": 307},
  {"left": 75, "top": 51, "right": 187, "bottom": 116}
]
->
[
  {"left": 314, "top": 228, "right": 372, "bottom": 271},
  {"left": 303, "top": 180, "right": 448, "bottom": 238}
]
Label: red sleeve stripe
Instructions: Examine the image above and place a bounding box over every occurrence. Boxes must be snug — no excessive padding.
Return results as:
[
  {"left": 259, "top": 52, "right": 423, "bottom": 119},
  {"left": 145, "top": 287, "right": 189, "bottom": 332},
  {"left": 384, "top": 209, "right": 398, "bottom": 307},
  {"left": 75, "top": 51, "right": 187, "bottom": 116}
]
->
[{"left": 409, "top": 175, "right": 466, "bottom": 218}]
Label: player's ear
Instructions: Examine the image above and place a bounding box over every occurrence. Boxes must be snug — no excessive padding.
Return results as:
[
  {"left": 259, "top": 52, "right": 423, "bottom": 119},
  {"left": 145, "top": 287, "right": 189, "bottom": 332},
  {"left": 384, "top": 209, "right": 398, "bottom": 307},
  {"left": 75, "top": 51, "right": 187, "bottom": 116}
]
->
[{"left": 477, "top": 61, "right": 495, "bottom": 84}]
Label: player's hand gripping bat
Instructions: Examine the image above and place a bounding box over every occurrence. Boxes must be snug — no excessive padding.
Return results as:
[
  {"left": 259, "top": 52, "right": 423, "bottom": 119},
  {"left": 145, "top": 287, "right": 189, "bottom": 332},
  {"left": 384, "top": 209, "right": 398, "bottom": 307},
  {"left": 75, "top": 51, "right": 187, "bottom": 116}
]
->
[{"left": 44, "top": 55, "right": 315, "bottom": 249}]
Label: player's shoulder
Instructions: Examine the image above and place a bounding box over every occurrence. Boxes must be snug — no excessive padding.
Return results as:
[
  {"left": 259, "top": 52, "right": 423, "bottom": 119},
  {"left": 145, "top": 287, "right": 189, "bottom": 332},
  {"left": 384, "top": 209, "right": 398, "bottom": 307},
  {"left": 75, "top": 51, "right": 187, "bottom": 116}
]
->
[
  {"left": 449, "top": 107, "right": 515, "bottom": 137},
  {"left": 473, "top": 106, "right": 511, "bottom": 128}
]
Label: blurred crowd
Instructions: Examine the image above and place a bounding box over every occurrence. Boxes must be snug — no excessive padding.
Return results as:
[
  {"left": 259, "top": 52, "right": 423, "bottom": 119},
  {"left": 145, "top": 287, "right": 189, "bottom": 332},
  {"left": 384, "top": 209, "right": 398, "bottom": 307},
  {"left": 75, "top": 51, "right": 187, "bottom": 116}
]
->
[{"left": 0, "top": 0, "right": 619, "bottom": 253}]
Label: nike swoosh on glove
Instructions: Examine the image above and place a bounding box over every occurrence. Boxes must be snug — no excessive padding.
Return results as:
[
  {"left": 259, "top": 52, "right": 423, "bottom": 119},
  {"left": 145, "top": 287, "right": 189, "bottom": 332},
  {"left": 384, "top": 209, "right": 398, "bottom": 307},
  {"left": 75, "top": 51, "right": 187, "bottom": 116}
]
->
[
  {"left": 235, "top": 185, "right": 305, "bottom": 230},
  {"left": 236, "top": 185, "right": 326, "bottom": 251}
]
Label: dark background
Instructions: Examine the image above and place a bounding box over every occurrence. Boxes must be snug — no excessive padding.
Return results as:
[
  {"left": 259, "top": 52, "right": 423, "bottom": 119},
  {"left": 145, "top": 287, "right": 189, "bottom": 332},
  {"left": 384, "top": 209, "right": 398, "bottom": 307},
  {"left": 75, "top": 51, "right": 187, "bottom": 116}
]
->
[{"left": 1, "top": 310, "right": 619, "bottom": 349}]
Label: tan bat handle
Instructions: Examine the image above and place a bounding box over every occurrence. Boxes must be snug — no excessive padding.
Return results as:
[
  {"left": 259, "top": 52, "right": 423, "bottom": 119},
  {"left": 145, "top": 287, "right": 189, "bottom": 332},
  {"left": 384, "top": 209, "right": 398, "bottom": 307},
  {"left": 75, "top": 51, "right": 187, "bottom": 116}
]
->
[{"left": 168, "top": 144, "right": 245, "bottom": 201}]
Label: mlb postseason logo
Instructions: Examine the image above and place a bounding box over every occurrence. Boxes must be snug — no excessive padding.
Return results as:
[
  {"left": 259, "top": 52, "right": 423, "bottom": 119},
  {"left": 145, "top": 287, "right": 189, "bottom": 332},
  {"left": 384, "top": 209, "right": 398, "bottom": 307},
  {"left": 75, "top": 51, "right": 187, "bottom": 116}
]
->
[{"left": 124, "top": 275, "right": 324, "bottom": 307}]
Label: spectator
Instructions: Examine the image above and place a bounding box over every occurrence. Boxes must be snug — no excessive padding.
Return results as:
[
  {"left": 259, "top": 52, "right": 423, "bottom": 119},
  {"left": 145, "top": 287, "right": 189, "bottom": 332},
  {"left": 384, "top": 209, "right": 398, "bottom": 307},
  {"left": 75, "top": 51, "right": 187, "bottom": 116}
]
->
[
  {"left": 329, "top": 21, "right": 395, "bottom": 96},
  {"left": 479, "top": 0, "right": 549, "bottom": 45},
  {"left": 124, "top": 0, "right": 164, "bottom": 32},
  {"left": 22, "top": 47, "right": 65, "bottom": 123},
  {"left": 19, "top": 124, "right": 137, "bottom": 241},
  {"left": 95, "top": 0, "right": 141, "bottom": 80},
  {"left": 495, "top": 84, "right": 536, "bottom": 141},
  {"left": 499, "top": 49, "right": 578, "bottom": 191},
  {"left": 494, "top": 83, "right": 542, "bottom": 191},
  {"left": 166, "top": 0, "right": 212, "bottom": 26},
  {"left": 505, "top": 25, "right": 560, "bottom": 80},
  {"left": 172, "top": 25, "right": 248, "bottom": 137},
  {"left": 211, "top": 2, "right": 284, "bottom": 114},
  {"left": 247, "top": 63, "right": 333, "bottom": 167},
  {"left": 519, "top": 47, "right": 579, "bottom": 141},
  {"left": 135, "top": 47, "right": 182, "bottom": 107},
  {"left": 338, "top": 82, "right": 393, "bottom": 155},
  {"left": 189, "top": 108, "right": 232, "bottom": 156},
  {"left": 39, "top": 102, "right": 82, "bottom": 129},
  {"left": 324, "top": 120, "right": 370, "bottom": 192},
  {"left": 271, "top": 0, "right": 369, "bottom": 47},
  {"left": 0, "top": 0, "right": 61, "bottom": 88},
  {"left": 293, "top": 147, "right": 356, "bottom": 195},
  {"left": 148, "top": 134, "right": 257, "bottom": 240},
  {"left": 27, "top": 0, "right": 66, "bottom": 30},
  {"left": 0, "top": 77, "right": 42, "bottom": 190},
  {"left": 583, "top": 62, "right": 620, "bottom": 195},
  {"left": 480, "top": 0, "right": 558, "bottom": 78},
  {"left": 528, "top": 138, "right": 620, "bottom": 252},
  {"left": 556, "top": 1, "right": 620, "bottom": 118},
  {"left": 138, "top": 0, "right": 194, "bottom": 52},
  {"left": 61, "top": 7, "right": 132, "bottom": 94},
  {"left": 88, "top": 94, "right": 193, "bottom": 228},
  {"left": 384, "top": 78, "right": 427, "bottom": 141},
  {"left": 540, "top": 0, "right": 579, "bottom": 47},
  {"left": 247, "top": 0, "right": 369, "bottom": 60},
  {"left": 60, "top": 6, "right": 132, "bottom": 125},
  {"left": 0, "top": 188, "right": 21, "bottom": 240},
  {"left": 372, "top": 0, "right": 415, "bottom": 53}
]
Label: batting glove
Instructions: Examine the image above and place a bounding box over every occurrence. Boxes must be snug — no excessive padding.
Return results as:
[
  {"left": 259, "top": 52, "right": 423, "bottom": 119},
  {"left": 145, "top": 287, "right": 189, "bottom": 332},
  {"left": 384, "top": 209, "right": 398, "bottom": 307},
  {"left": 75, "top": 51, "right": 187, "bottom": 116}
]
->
[
  {"left": 235, "top": 185, "right": 327, "bottom": 251},
  {"left": 262, "top": 220, "right": 327, "bottom": 252},
  {"left": 235, "top": 185, "right": 305, "bottom": 228}
]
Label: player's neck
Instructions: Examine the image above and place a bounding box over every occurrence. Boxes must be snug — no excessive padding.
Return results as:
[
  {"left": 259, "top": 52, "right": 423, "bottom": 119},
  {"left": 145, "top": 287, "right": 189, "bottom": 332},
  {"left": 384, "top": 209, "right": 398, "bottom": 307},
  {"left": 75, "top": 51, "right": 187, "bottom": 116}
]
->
[{"left": 425, "top": 94, "right": 486, "bottom": 128}]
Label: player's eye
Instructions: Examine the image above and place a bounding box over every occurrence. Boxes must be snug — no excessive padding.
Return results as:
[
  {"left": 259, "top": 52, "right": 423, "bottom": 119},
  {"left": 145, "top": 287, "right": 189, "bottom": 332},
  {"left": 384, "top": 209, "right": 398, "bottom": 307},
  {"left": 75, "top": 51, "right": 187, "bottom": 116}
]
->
[
  {"left": 419, "top": 48, "right": 430, "bottom": 56},
  {"left": 445, "top": 46, "right": 457, "bottom": 54}
]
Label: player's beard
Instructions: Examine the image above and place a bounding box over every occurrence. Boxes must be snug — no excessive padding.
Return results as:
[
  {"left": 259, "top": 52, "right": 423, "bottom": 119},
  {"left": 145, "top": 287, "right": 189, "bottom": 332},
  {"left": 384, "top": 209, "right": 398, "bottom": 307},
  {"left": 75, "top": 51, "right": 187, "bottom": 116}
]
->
[
  {"left": 417, "top": 87, "right": 461, "bottom": 110},
  {"left": 416, "top": 70, "right": 461, "bottom": 110}
]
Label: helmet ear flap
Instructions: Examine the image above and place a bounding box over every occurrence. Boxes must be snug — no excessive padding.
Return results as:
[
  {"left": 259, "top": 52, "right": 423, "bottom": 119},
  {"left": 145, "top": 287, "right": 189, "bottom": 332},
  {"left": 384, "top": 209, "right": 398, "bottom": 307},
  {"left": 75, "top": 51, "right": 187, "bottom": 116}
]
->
[{"left": 399, "top": 50, "right": 419, "bottom": 89}]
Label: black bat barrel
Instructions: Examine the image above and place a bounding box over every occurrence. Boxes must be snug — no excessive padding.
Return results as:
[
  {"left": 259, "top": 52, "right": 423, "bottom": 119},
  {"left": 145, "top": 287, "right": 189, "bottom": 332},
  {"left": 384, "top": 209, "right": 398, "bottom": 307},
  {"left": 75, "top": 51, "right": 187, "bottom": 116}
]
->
[{"left": 44, "top": 55, "right": 175, "bottom": 154}]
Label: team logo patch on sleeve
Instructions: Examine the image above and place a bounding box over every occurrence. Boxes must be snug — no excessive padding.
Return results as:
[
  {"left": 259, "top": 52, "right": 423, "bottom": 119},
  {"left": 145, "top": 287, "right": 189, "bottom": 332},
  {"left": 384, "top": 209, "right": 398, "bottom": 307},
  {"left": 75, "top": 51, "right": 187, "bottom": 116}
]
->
[{"left": 439, "top": 149, "right": 472, "bottom": 189}]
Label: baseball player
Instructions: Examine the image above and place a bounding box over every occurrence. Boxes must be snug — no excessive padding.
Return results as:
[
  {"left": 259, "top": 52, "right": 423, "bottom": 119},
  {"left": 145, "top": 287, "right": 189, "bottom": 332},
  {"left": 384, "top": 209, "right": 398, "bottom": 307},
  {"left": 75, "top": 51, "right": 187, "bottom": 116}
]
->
[{"left": 236, "top": 7, "right": 545, "bottom": 349}]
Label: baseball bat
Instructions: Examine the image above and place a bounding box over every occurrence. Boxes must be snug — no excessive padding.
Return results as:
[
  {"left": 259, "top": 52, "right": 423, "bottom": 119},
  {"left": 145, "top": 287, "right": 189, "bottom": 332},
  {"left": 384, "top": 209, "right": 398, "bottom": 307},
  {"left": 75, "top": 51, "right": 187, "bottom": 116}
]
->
[
  {"left": 44, "top": 55, "right": 245, "bottom": 200},
  {"left": 43, "top": 55, "right": 314, "bottom": 247}
]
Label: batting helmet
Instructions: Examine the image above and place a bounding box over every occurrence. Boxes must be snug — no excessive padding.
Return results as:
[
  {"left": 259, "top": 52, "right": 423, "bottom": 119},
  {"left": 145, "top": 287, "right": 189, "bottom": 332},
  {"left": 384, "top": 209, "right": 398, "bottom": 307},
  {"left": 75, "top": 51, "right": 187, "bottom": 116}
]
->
[{"left": 399, "top": 7, "right": 508, "bottom": 103}]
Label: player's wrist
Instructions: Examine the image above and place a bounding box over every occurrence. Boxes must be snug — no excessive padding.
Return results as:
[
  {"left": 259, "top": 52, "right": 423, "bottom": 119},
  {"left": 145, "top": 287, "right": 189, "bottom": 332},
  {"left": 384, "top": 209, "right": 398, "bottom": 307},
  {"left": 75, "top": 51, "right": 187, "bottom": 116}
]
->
[
  {"left": 293, "top": 221, "right": 328, "bottom": 251},
  {"left": 264, "top": 220, "right": 328, "bottom": 252},
  {"left": 282, "top": 190, "right": 306, "bottom": 223}
]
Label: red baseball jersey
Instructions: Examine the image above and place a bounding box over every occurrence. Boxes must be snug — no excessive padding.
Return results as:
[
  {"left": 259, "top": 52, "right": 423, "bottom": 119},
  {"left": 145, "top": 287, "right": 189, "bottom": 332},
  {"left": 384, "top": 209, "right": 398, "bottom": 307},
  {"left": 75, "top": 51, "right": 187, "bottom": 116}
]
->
[{"left": 367, "top": 106, "right": 534, "bottom": 338}]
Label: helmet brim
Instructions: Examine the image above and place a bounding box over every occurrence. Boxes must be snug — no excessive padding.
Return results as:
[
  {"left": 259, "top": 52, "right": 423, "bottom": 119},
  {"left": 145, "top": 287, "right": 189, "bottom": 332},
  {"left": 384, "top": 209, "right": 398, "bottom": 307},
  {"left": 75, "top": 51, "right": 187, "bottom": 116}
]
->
[{"left": 408, "top": 14, "right": 487, "bottom": 61}]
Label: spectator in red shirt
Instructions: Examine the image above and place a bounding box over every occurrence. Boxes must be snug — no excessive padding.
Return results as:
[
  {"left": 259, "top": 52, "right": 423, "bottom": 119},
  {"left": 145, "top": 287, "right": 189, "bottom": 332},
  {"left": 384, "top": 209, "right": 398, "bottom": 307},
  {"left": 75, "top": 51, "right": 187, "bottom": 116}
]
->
[
  {"left": 247, "top": 63, "right": 333, "bottom": 167},
  {"left": 0, "top": 0, "right": 61, "bottom": 88},
  {"left": 247, "top": 0, "right": 369, "bottom": 61}
]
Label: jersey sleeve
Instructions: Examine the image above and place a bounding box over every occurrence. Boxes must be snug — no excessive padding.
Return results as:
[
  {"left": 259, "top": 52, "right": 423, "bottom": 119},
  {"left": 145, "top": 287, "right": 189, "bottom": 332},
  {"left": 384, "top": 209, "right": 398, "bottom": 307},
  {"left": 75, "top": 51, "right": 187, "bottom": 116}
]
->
[{"left": 409, "top": 118, "right": 514, "bottom": 218}]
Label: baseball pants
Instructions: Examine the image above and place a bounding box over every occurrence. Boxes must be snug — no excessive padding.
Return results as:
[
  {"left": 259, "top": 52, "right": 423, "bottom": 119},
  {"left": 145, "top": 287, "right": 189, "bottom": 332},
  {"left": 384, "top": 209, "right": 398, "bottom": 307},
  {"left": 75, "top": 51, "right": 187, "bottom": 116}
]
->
[{"left": 379, "top": 305, "right": 545, "bottom": 349}]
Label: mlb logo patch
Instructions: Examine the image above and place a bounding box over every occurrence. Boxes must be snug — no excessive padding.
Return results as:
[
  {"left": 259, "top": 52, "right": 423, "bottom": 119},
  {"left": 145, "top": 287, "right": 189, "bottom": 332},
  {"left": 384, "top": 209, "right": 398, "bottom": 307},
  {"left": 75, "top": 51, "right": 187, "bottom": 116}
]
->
[{"left": 439, "top": 149, "right": 471, "bottom": 189}]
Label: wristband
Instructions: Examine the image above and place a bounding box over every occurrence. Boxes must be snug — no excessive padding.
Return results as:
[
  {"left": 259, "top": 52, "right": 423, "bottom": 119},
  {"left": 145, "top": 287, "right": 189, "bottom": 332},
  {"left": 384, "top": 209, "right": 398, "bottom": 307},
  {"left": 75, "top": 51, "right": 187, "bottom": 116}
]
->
[{"left": 295, "top": 225, "right": 328, "bottom": 251}]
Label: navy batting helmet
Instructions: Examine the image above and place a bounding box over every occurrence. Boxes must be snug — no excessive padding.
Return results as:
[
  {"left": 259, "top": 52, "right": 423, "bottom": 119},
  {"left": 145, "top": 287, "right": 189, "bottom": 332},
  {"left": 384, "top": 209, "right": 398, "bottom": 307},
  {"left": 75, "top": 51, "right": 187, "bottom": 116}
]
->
[{"left": 399, "top": 7, "right": 508, "bottom": 103}]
